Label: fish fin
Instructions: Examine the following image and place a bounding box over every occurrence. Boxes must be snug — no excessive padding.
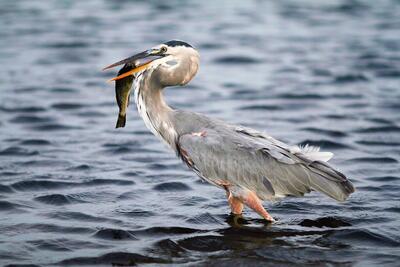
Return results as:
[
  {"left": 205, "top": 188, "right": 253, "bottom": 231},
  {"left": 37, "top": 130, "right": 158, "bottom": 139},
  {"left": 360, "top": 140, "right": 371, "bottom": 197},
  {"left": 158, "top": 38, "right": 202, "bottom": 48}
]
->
[{"left": 116, "top": 114, "right": 126, "bottom": 128}]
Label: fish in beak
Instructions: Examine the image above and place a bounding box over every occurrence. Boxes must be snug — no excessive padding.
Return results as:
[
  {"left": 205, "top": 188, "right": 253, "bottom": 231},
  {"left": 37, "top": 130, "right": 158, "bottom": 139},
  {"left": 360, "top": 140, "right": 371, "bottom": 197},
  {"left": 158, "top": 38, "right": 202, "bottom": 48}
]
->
[
  {"left": 103, "top": 48, "right": 166, "bottom": 128},
  {"left": 113, "top": 64, "right": 134, "bottom": 128}
]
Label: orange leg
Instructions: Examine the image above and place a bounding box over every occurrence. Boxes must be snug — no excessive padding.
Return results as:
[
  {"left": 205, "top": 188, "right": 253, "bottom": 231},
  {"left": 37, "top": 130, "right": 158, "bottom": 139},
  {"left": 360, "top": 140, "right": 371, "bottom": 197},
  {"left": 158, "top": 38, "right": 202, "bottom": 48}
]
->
[
  {"left": 219, "top": 182, "right": 273, "bottom": 221},
  {"left": 241, "top": 190, "right": 275, "bottom": 222},
  {"left": 226, "top": 190, "right": 244, "bottom": 215}
]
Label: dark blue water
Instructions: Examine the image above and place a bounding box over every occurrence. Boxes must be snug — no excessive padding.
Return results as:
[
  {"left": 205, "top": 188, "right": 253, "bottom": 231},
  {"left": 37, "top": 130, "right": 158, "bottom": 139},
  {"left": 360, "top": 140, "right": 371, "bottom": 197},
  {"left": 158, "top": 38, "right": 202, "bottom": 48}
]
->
[{"left": 1, "top": 1, "right": 400, "bottom": 266}]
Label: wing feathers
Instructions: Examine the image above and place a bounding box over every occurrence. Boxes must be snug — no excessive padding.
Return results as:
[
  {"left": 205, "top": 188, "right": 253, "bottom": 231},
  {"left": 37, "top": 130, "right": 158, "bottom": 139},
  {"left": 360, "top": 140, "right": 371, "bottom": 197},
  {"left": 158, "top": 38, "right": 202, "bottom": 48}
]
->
[{"left": 177, "top": 126, "right": 354, "bottom": 202}]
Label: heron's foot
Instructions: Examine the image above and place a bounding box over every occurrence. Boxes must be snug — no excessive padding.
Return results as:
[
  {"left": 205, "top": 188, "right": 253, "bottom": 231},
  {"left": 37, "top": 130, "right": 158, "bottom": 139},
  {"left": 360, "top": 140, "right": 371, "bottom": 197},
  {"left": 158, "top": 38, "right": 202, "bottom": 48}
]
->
[
  {"left": 191, "top": 130, "right": 207, "bottom": 137},
  {"left": 226, "top": 213, "right": 249, "bottom": 226},
  {"left": 242, "top": 190, "right": 275, "bottom": 223}
]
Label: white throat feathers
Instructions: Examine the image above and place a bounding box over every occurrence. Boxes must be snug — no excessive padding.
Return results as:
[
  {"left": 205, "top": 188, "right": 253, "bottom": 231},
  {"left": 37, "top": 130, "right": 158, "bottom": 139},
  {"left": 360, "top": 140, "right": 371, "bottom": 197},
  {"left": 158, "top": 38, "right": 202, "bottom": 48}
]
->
[{"left": 133, "top": 68, "right": 177, "bottom": 149}]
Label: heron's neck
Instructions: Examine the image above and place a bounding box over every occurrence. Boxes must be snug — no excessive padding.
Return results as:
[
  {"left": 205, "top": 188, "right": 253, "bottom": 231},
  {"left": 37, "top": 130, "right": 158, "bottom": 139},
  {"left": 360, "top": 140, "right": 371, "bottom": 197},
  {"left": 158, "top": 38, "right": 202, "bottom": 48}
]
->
[{"left": 134, "top": 72, "right": 177, "bottom": 149}]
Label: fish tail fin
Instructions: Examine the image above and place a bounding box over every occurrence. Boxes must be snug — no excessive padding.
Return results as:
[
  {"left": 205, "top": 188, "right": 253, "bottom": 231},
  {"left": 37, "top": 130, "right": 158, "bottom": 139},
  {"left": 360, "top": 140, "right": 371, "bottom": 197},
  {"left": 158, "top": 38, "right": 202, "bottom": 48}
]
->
[{"left": 116, "top": 114, "right": 126, "bottom": 128}]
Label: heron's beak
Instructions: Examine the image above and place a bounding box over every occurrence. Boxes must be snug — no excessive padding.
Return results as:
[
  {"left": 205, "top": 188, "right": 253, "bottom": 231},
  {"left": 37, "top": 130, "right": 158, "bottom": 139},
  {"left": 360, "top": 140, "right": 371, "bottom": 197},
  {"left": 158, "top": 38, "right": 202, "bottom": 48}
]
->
[{"left": 103, "top": 49, "right": 164, "bottom": 82}]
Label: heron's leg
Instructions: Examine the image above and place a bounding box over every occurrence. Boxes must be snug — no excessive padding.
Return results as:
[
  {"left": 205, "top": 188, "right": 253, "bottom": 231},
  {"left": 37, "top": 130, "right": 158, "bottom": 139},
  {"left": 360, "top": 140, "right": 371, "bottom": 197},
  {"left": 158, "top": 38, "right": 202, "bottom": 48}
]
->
[
  {"left": 241, "top": 190, "right": 275, "bottom": 222},
  {"left": 219, "top": 183, "right": 243, "bottom": 215},
  {"left": 225, "top": 190, "right": 244, "bottom": 215}
]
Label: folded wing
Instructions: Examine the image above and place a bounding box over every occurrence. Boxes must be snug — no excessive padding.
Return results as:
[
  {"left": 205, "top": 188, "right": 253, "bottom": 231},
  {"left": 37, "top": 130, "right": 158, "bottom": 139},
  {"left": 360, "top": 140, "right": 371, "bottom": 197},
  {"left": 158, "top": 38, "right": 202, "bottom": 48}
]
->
[{"left": 177, "top": 126, "right": 354, "bottom": 202}]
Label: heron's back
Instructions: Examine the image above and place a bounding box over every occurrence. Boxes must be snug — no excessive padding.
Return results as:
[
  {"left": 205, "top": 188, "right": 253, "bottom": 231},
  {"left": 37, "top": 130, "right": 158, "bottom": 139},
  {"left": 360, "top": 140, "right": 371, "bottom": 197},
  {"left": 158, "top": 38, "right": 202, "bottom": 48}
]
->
[{"left": 172, "top": 110, "right": 355, "bottom": 202}]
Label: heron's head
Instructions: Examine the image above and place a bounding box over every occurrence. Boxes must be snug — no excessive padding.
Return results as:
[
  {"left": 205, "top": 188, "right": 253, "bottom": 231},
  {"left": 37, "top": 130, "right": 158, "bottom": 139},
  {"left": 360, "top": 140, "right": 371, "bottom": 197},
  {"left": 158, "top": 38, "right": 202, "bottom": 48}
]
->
[{"left": 103, "top": 40, "right": 199, "bottom": 87}]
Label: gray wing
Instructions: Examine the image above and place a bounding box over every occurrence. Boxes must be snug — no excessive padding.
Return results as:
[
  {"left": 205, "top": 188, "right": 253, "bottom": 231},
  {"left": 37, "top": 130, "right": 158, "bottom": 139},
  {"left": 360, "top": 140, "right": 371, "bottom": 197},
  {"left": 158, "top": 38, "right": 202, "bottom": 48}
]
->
[{"left": 177, "top": 126, "right": 354, "bottom": 202}]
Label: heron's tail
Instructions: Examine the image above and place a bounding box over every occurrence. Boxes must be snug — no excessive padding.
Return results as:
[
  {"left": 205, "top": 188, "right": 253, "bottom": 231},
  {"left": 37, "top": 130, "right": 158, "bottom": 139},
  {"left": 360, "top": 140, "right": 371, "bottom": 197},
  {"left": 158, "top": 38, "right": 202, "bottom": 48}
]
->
[
  {"left": 116, "top": 114, "right": 126, "bottom": 128},
  {"left": 307, "top": 161, "right": 355, "bottom": 202}
]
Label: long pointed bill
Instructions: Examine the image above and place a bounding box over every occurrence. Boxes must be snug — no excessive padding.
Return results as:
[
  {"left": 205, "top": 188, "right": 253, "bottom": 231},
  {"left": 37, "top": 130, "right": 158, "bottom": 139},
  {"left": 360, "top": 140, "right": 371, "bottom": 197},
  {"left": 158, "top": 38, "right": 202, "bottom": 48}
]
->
[
  {"left": 103, "top": 49, "right": 163, "bottom": 82},
  {"left": 102, "top": 50, "right": 151, "bottom": 71},
  {"left": 107, "top": 61, "right": 153, "bottom": 82}
]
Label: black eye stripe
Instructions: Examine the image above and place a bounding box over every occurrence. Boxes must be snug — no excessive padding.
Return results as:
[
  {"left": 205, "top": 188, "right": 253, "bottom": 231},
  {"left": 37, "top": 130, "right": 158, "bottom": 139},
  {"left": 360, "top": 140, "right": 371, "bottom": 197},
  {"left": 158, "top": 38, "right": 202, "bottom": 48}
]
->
[{"left": 163, "top": 40, "right": 193, "bottom": 48}]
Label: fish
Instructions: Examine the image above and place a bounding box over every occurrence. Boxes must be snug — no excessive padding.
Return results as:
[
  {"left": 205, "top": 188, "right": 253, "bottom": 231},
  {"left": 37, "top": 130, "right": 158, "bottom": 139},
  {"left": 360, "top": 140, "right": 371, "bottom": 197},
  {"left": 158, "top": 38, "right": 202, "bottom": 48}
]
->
[{"left": 115, "top": 64, "right": 135, "bottom": 128}]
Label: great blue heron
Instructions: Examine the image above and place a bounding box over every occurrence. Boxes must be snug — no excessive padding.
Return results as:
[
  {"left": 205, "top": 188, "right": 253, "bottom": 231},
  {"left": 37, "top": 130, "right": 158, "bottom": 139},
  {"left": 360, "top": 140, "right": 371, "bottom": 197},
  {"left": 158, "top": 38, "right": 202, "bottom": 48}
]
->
[{"left": 103, "top": 40, "right": 355, "bottom": 222}]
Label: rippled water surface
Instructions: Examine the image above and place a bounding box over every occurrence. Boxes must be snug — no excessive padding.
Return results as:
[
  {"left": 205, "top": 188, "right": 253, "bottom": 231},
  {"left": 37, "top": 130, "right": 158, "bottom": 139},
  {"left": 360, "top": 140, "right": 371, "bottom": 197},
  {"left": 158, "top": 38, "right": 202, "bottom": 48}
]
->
[{"left": 1, "top": 1, "right": 400, "bottom": 266}]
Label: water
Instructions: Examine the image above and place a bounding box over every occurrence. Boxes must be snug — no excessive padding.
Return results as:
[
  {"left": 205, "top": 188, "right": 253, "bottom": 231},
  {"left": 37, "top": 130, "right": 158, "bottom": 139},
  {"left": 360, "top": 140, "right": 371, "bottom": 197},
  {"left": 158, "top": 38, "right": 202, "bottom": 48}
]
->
[{"left": 0, "top": 0, "right": 399, "bottom": 266}]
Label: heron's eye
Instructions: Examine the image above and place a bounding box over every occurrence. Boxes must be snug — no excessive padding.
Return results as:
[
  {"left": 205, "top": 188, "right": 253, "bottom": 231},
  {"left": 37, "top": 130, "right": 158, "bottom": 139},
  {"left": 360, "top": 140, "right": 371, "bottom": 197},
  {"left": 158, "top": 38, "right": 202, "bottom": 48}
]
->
[{"left": 161, "top": 46, "right": 168, "bottom": 53}]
